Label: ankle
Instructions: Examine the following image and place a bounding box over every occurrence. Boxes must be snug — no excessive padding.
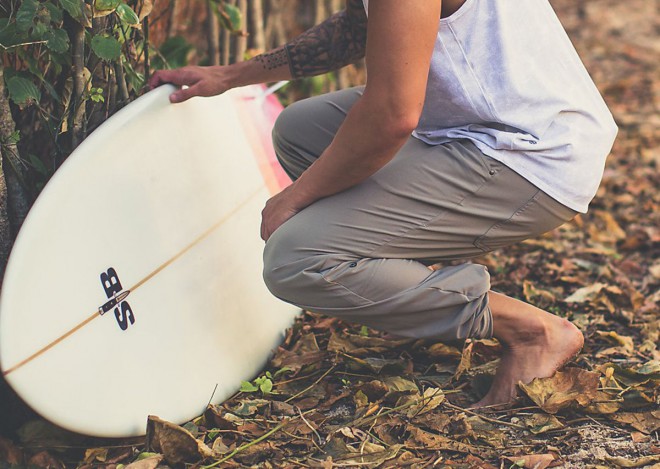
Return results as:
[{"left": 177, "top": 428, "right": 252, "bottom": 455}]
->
[{"left": 497, "top": 313, "right": 550, "bottom": 347}]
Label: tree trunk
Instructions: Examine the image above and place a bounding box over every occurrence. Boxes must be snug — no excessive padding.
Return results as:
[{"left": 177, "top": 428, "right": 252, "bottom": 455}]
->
[
  {"left": 265, "top": 0, "right": 287, "bottom": 48},
  {"left": 249, "top": 0, "right": 266, "bottom": 52}
]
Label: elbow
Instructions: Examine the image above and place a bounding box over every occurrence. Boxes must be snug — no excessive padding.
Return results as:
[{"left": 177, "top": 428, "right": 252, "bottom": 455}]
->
[{"left": 381, "top": 112, "right": 420, "bottom": 139}]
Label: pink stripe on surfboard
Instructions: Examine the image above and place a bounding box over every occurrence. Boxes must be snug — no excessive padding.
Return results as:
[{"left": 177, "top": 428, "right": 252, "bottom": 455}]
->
[{"left": 233, "top": 85, "right": 291, "bottom": 195}]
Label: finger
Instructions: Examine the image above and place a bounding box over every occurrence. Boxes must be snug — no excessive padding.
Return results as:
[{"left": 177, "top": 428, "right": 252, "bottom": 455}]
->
[
  {"left": 170, "top": 85, "right": 201, "bottom": 103},
  {"left": 147, "top": 71, "right": 164, "bottom": 89}
]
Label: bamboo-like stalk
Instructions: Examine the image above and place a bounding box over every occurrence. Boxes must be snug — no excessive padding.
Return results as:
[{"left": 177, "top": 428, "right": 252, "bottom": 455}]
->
[
  {"left": 234, "top": 0, "right": 247, "bottom": 62},
  {"left": 114, "top": 60, "right": 130, "bottom": 107},
  {"left": 206, "top": 1, "right": 220, "bottom": 65},
  {"left": 248, "top": 0, "right": 265, "bottom": 52},
  {"left": 70, "top": 20, "right": 86, "bottom": 150},
  {"left": 0, "top": 67, "right": 29, "bottom": 239}
]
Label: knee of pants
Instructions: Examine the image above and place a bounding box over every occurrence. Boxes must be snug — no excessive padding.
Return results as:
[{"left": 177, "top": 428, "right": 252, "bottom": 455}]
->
[{"left": 262, "top": 226, "right": 310, "bottom": 306}]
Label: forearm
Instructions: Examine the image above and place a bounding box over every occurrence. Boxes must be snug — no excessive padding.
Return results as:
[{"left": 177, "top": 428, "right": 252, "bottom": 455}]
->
[
  {"left": 229, "top": 0, "right": 367, "bottom": 87},
  {"left": 287, "top": 97, "right": 413, "bottom": 209}
]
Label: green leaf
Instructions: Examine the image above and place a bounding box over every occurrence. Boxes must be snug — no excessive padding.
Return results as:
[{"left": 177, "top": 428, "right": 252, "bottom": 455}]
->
[
  {"left": 16, "top": 0, "right": 39, "bottom": 32},
  {"left": 45, "top": 28, "right": 69, "bottom": 53},
  {"left": 152, "top": 36, "right": 193, "bottom": 69},
  {"left": 6, "top": 75, "right": 41, "bottom": 106},
  {"left": 91, "top": 34, "right": 121, "bottom": 60},
  {"left": 28, "top": 153, "right": 49, "bottom": 177},
  {"left": 116, "top": 3, "right": 140, "bottom": 25},
  {"left": 45, "top": 3, "right": 64, "bottom": 23},
  {"left": 31, "top": 21, "right": 50, "bottom": 40},
  {"left": 94, "top": 0, "right": 121, "bottom": 12},
  {"left": 239, "top": 381, "right": 258, "bottom": 392},
  {"left": 221, "top": 2, "right": 242, "bottom": 31},
  {"left": 123, "top": 60, "right": 145, "bottom": 91},
  {"left": 0, "top": 20, "right": 25, "bottom": 49},
  {"left": 59, "top": 0, "right": 83, "bottom": 20},
  {"left": 258, "top": 378, "right": 273, "bottom": 395}
]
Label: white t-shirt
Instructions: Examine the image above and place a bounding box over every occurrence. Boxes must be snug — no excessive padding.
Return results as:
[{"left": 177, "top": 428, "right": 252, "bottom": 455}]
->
[{"left": 362, "top": 0, "right": 617, "bottom": 213}]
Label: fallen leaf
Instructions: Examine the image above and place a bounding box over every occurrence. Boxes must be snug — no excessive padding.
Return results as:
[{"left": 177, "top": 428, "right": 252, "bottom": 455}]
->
[
  {"left": 523, "top": 413, "right": 564, "bottom": 434},
  {"left": 0, "top": 436, "right": 23, "bottom": 465},
  {"left": 146, "top": 415, "right": 214, "bottom": 465},
  {"left": 453, "top": 340, "right": 474, "bottom": 380},
  {"left": 565, "top": 283, "right": 607, "bottom": 303},
  {"left": 518, "top": 368, "right": 600, "bottom": 413},
  {"left": 123, "top": 454, "right": 164, "bottom": 469},
  {"left": 382, "top": 376, "right": 419, "bottom": 404},
  {"left": 596, "top": 330, "right": 635, "bottom": 353},
  {"left": 27, "top": 451, "right": 66, "bottom": 469},
  {"left": 611, "top": 411, "right": 660, "bottom": 434},
  {"left": 426, "top": 342, "right": 462, "bottom": 359},
  {"left": 328, "top": 331, "right": 412, "bottom": 356},
  {"left": 406, "top": 387, "right": 445, "bottom": 417},
  {"left": 83, "top": 448, "right": 108, "bottom": 464},
  {"left": 604, "top": 454, "right": 660, "bottom": 467},
  {"left": 343, "top": 354, "right": 410, "bottom": 374},
  {"left": 523, "top": 280, "right": 556, "bottom": 307},
  {"left": 407, "top": 427, "right": 478, "bottom": 454},
  {"left": 503, "top": 453, "right": 558, "bottom": 469}
]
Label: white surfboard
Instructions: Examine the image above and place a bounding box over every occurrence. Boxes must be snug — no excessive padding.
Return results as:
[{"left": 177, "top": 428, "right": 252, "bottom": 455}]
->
[{"left": 0, "top": 84, "right": 299, "bottom": 437}]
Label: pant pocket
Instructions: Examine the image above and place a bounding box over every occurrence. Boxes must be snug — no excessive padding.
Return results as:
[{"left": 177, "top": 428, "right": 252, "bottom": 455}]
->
[{"left": 473, "top": 190, "right": 575, "bottom": 252}]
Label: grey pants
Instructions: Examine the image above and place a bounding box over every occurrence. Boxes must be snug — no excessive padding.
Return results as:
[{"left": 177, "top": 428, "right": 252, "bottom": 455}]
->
[{"left": 263, "top": 87, "right": 576, "bottom": 342}]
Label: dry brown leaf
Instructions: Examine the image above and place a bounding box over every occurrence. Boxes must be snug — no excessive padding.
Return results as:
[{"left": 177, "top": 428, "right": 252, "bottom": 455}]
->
[
  {"left": 504, "top": 453, "right": 558, "bottom": 469},
  {"left": 564, "top": 283, "right": 607, "bottom": 303},
  {"left": 146, "top": 415, "right": 214, "bottom": 465},
  {"left": 611, "top": 411, "right": 660, "bottom": 434},
  {"left": 327, "top": 330, "right": 412, "bottom": 356},
  {"left": 426, "top": 342, "right": 462, "bottom": 359},
  {"left": 595, "top": 330, "right": 635, "bottom": 353},
  {"left": 0, "top": 436, "right": 23, "bottom": 465},
  {"left": 406, "top": 387, "right": 445, "bottom": 417},
  {"left": 407, "top": 426, "right": 477, "bottom": 454},
  {"left": 123, "top": 454, "right": 164, "bottom": 469},
  {"left": 523, "top": 280, "right": 556, "bottom": 306},
  {"left": 82, "top": 447, "right": 108, "bottom": 464},
  {"left": 523, "top": 413, "right": 564, "bottom": 434},
  {"left": 604, "top": 454, "right": 660, "bottom": 467},
  {"left": 453, "top": 340, "right": 474, "bottom": 380},
  {"left": 27, "top": 451, "right": 66, "bottom": 469},
  {"left": 464, "top": 415, "right": 506, "bottom": 448},
  {"left": 518, "top": 368, "right": 600, "bottom": 413}
]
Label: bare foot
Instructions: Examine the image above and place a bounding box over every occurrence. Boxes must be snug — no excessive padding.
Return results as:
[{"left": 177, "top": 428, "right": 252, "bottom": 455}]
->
[{"left": 470, "top": 292, "right": 584, "bottom": 408}]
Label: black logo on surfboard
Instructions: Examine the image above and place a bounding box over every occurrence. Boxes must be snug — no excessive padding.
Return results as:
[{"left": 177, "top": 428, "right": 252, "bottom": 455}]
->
[{"left": 99, "top": 268, "right": 135, "bottom": 331}]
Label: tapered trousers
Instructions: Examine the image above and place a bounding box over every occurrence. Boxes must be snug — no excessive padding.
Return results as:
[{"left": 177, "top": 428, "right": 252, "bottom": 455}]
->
[{"left": 263, "top": 87, "right": 576, "bottom": 342}]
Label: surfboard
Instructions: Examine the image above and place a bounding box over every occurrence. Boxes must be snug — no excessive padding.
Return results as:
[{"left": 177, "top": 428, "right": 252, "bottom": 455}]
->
[{"left": 0, "top": 84, "right": 299, "bottom": 437}]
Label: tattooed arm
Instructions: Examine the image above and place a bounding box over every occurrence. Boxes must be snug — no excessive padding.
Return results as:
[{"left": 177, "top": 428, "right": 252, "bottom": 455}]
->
[
  {"left": 260, "top": 0, "right": 442, "bottom": 240},
  {"left": 148, "top": 0, "right": 367, "bottom": 103}
]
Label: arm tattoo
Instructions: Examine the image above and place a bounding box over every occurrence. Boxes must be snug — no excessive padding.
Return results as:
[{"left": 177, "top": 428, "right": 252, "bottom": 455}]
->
[
  {"left": 254, "top": 48, "right": 289, "bottom": 71},
  {"left": 254, "top": 0, "right": 367, "bottom": 78}
]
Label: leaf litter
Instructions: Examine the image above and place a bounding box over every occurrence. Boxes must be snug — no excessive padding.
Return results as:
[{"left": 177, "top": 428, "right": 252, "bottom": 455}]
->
[{"left": 1, "top": 0, "right": 659, "bottom": 467}]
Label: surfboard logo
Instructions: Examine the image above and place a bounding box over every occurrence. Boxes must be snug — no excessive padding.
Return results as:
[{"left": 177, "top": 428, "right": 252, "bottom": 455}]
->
[{"left": 99, "top": 268, "right": 135, "bottom": 331}]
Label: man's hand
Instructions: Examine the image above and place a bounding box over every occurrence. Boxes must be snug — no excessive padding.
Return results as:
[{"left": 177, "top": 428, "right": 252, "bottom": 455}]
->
[
  {"left": 148, "top": 65, "right": 237, "bottom": 103},
  {"left": 260, "top": 185, "right": 305, "bottom": 241}
]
